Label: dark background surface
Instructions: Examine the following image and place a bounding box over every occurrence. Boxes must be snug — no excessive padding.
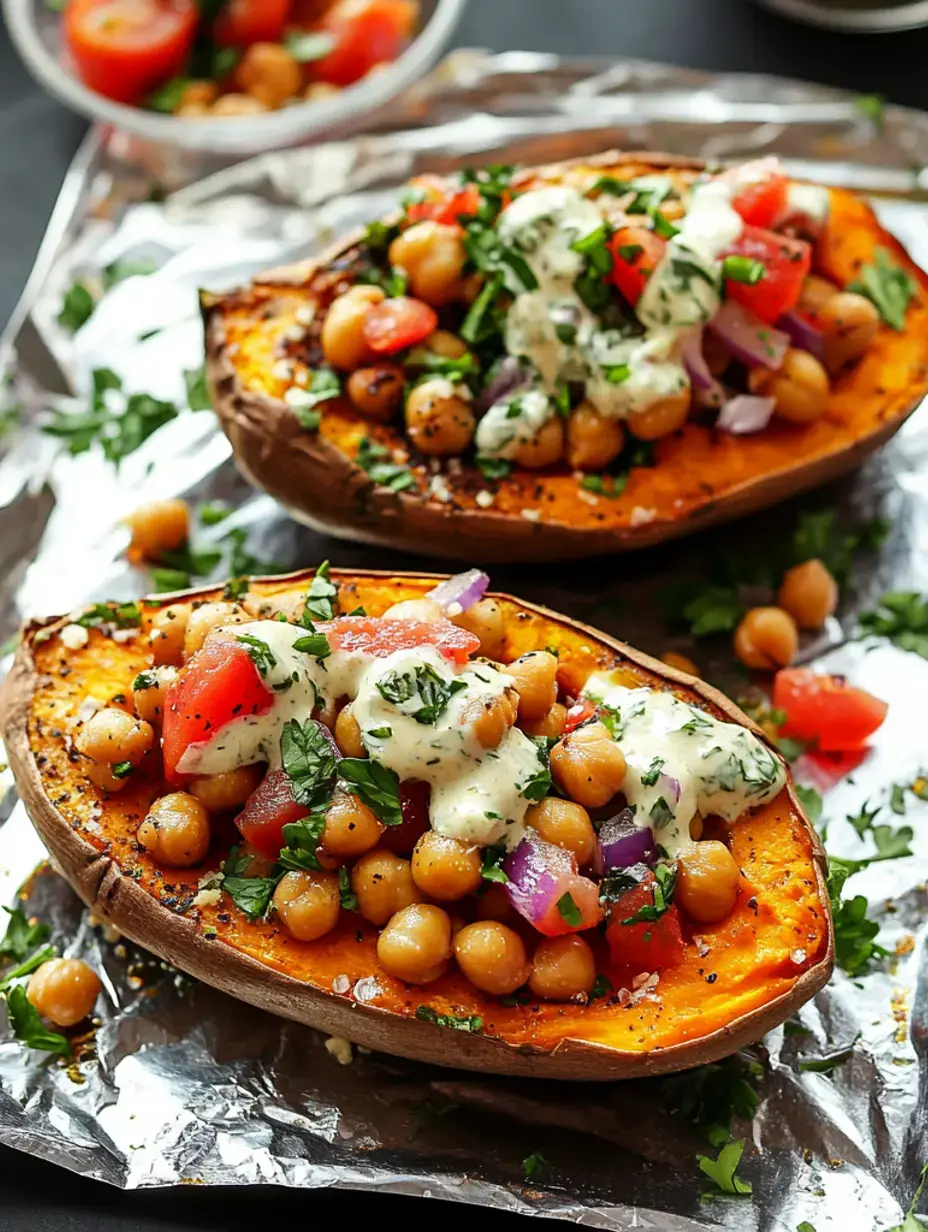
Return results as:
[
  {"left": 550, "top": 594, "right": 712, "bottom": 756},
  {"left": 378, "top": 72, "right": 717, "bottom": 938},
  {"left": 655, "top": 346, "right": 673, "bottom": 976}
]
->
[{"left": 0, "top": 0, "right": 924, "bottom": 1226}]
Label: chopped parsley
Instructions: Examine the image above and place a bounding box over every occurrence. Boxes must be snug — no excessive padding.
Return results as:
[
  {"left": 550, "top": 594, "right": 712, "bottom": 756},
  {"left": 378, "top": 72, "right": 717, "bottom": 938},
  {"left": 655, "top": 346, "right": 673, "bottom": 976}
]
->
[
  {"left": 183, "top": 365, "right": 212, "bottom": 411},
  {"left": 286, "top": 369, "right": 342, "bottom": 430},
  {"left": 77, "top": 601, "right": 142, "bottom": 630},
  {"left": 859, "top": 591, "right": 928, "bottom": 658},
  {"left": 521, "top": 1153, "right": 548, "bottom": 1181},
  {"left": 662, "top": 1055, "right": 761, "bottom": 1147},
  {"left": 376, "top": 663, "right": 467, "bottom": 725},
  {"left": 640, "top": 756, "right": 665, "bottom": 788},
  {"left": 848, "top": 246, "right": 917, "bottom": 330},
  {"left": 460, "top": 271, "right": 505, "bottom": 345},
  {"left": 649, "top": 797, "right": 675, "bottom": 828},
  {"left": 44, "top": 368, "right": 178, "bottom": 466},
  {"left": 797, "top": 1035, "right": 859, "bottom": 1073},
  {"left": 236, "top": 633, "right": 277, "bottom": 677},
  {"left": 355, "top": 436, "right": 417, "bottom": 493},
  {"left": 795, "top": 784, "right": 823, "bottom": 826},
  {"left": 220, "top": 847, "right": 279, "bottom": 920},
  {"left": 278, "top": 813, "right": 328, "bottom": 873},
  {"left": 556, "top": 892, "right": 582, "bottom": 927},
  {"left": 339, "top": 759, "right": 403, "bottom": 827},
  {"left": 4, "top": 985, "right": 70, "bottom": 1058},
  {"left": 58, "top": 282, "right": 95, "bottom": 333},
  {"left": 101, "top": 256, "right": 158, "bottom": 290},
  {"left": 476, "top": 455, "right": 511, "bottom": 482},
  {"left": 481, "top": 845, "right": 509, "bottom": 884},
  {"left": 303, "top": 560, "right": 338, "bottom": 623},
  {"left": 697, "top": 1139, "right": 752, "bottom": 1198},
  {"left": 621, "top": 863, "right": 676, "bottom": 924},
  {"left": 518, "top": 738, "right": 553, "bottom": 802},
  {"left": 415, "top": 1006, "right": 483, "bottom": 1032},
  {"left": 338, "top": 867, "right": 358, "bottom": 911},
  {"left": 589, "top": 974, "right": 614, "bottom": 1001},
  {"left": 0, "top": 907, "right": 51, "bottom": 963},
  {"left": 722, "top": 255, "right": 765, "bottom": 285},
  {"left": 280, "top": 719, "right": 338, "bottom": 808},
  {"left": 112, "top": 761, "right": 133, "bottom": 780}
]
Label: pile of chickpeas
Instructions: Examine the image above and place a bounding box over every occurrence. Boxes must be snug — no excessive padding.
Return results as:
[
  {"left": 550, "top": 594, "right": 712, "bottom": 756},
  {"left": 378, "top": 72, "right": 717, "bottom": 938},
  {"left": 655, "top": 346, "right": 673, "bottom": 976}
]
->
[
  {"left": 67, "top": 551, "right": 748, "bottom": 1003},
  {"left": 315, "top": 203, "right": 881, "bottom": 473},
  {"left": 733, "top": 556, "right": 839, "bottom": 672}
]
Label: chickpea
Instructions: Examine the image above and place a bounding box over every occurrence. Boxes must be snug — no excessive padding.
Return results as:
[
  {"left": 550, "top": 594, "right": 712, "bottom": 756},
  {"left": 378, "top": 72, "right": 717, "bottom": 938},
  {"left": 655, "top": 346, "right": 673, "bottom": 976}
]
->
[
  {"left": 405, "top": 380, "right": 475, "bottom": 456},
  {"left": 125, "top": 499, "right": 189, "bottom": 564},
  {"left": 377, "top": 904, "right": 452, "bottom": 984},
  {"left": 188, "top": 764, "right": 264, "bottom": 813},
  {"left": 798, "top": 273, "right": 839, "bottom": 317},
  {"left": 566, "top": 403, "right": 625, "bottom": 471},
  {"left": 778, "top": 558, "right": 838, "bottom": 629},
  {"left": 305, "top": 81, "right": 340, "bottom": 102},
  {"left": 451, "top": 597, "right": 505, "bottom": 659},
  {"left": 85, "top": 763, "right": 131, "bottom": 793},
  {"left": 388, "top": 222, "right": 466, "bottom": 307},
  {"left": 346, "top": 364, "right": 404, "bottom": 421},
  {"left": 423, "top": 329, "right": 469, "bottom": 360},
  {"left": 520, "top": 702, "right": 567, "bottom": 740},
  {"left": 149, "top": 603, "right": 191, "bottom": 667},
  {"left": 817, "top": 292, "right": 880, "bottom": 372},
  {"left": 351, "top": 851, "right": 422, "bottom": 925},
  {"left": 676, "top": 840, "right": 741, "bottom": 923},
  {"left": 178, "top": 81, "right": 219, "bottom": 109},
  {"left": 453, "top": 921, "right": 530, "bottom": 996},
  {"left": 210, "top": 93, "right": 268, "bottom": 117},
  {"left": 273, "top": 869, "right": 341, "bottom": 942},
  {"left": 323, "top": 792, "right": 384, "bottom": 858},
  {"left": 528, "top": 935, "right": 596, "bottom": 1001},
  {"left": 76, "top": 708, "right": 153, "bottom": 767},
  {"left": 550, "top": 721, "right": 627, "bottom": 809},
  {"left": 506, "top": 651, "right": 558, "bottom": 723},
  {"left": 26, "top": 958, "right": 101, "bottom": 1028},
  {"left": 411, "top": 831, "right": 483, "bottom": 900},
  {"left": 733, "top": 606, "right": 799, "bottom": 671},
  {"left": 321, "top": 285, "right": 384, "bottom": 371},
  {"left": 334, "top": 704, "right": 366, "bottom": 758},
  {"left": 750, "top": 348, "right": 830, "bottom": 424},
  {"left": 234, "top": 42, "right": 302, "bottom": 109},
  {"left": 137, "top": 792, "right": 211, "bottom": 867},
  {"left": 183, "top": 601, "right": 247, "bottom": 658},
  {"left": 512, "top": 416, "right": 564, "bottom": 468},
  {"left": 626, "top": 387, "right": 691, "bottom": 440},
  {"left": 463, "top": 689, "right": 518, "bottom": 750},
  {"left": 661, "top": 650, "right": 700, "bottom": 677},
  {"left": 525, "top": 798, "right": 595, "bottom": 865},
  {"left": 383, "top": 597, "right": 443, "bottom": 623},
  {"left": 132, "top": 665, "right": 177, "bottom": 726},
  {"left": 689, "top": 815, "right": 704, "bottom": 841},
  {"left": 475, "top": 882, "right": 518, "bottom": 924}
]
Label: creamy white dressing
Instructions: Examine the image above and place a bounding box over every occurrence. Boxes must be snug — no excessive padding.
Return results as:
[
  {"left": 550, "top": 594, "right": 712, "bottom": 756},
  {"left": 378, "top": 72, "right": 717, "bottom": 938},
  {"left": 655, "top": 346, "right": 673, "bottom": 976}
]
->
[
  {"left": 784, "top": 182, "right": 830, "bottom": 230},
  {"left": 582, "top": 674, "right": 786, "bottom": 855},
  {"left": 585, "top": 330, "right": 688, "bottom": 419},
  {"left": 475, "top": 388, "right": 556, "bottom": 458},
  {"left": 177, "top": 621, "right": 540, "bottom": 848}
]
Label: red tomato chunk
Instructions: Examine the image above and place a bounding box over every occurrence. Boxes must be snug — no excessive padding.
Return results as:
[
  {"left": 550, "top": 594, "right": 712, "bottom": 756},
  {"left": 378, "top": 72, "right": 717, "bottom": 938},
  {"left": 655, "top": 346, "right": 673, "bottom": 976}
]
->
[
  {"left": 774, "top": 667, "right": 888, "bottom": 753},
  {"left": 319, "top": 615, "right": 479, "bottom": 665},
  {"left": 236, "top": 769, "right": 307, "bottom": 857},
  {"left": 605, "top": 873, "right": 686, "bottom": 971}
]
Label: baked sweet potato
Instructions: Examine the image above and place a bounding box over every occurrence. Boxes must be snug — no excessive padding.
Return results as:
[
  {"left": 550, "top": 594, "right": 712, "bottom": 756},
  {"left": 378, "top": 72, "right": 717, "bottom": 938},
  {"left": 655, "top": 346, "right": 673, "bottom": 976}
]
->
[
  {"left": 202, "top": 151, "right": 928, "bottom": 561},
  {"left": 0, "top": 569, "right": 832, "bottom": 1079}
]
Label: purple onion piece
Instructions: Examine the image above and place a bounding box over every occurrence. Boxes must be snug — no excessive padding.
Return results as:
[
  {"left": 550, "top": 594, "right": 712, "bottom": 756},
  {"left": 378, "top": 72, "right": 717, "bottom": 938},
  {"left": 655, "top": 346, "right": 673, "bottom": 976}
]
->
[
  {"left": 594, "top": 808, "right": 657, "bottom": 876},
  {"left": 708, "top": 301, "right": 789, "bottom": 371},
  {"left": 504, "top": 833, "right": 574, "bottom": 925},
  {"left": 716, "top": 394, "right": 776, "bottom": 435},
  {"left": 427, "top": 569, "right": 490, "bottom": 616},
  {"left": 655, "top": 772, "right": 681, "bottom": 806},
  {"left": 777, "top": 309, "right": 825, "bottom": 361},
  {"left": 476, "top": 356, "right": 531, "bottom": 413},
  {"left": 681, "top": 326, "right": 724, "bottom": 409}
]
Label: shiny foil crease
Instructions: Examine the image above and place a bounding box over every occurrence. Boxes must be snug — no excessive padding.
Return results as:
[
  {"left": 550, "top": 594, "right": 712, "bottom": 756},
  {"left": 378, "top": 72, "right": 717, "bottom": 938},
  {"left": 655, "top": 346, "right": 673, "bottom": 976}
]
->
[{"left": 0, "top": 51, "right": 925, "bottom": 1228}]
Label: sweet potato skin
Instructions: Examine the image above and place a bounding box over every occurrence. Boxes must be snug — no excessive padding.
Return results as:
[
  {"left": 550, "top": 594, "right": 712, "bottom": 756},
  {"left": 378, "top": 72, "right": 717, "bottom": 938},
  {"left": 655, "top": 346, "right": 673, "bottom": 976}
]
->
[
  {"left": 203, "top": 152, "right": 928, "bottom": 561},
  {"left": 1, "top": 571, "right": 833, "bottom": 1079}
]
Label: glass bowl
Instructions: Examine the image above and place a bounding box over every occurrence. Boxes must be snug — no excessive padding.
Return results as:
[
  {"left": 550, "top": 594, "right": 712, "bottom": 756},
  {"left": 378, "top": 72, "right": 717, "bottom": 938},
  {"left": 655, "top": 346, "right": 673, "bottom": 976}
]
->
[{"left": 2, "top": 0, "right": 468, "bottom": 155}]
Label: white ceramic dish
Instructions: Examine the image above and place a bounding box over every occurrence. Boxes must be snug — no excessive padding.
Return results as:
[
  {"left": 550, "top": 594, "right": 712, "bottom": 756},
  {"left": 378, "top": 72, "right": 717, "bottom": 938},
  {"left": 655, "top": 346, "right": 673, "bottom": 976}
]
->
[{"left": 3, "top": 0, "right": 467, "bottom": 155}]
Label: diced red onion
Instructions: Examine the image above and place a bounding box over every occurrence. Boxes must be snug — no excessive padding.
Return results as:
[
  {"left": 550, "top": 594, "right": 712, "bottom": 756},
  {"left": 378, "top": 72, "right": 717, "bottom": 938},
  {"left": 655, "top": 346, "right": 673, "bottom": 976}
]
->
[
  {"left": 476, "top": 356, "right": 531, "bottom": 412},
  {"left": 427, "top": 569, "right": 490, "bottom": 616},
  {"left": 656, "top": 772, "right": 681, "bottom": 806},
  {"left": 504, "top": 832, "right": 575, "bottom": 926},
  {"left": 681, "top": 327, "right": 724, "bottom": 409},
  {"left": 593, "top": 808, "right": 656, "bottom": 876},
  {"left": 708, "top": 301, "right": 789, "bottom": 371},
  {"left": 716, "top": 395, "right": 776, "bottom": 435},
  {"left": 777, "top": 310, "right": 825, "bottom": 361}
]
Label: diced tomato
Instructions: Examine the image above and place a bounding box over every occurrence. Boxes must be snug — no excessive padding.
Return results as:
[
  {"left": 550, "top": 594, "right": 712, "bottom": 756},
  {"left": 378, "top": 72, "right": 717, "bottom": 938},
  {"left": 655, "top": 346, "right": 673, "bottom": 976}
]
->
[
  {"left": 607, "top": 226, "right": 666, "bottom": 306},
  {"left": 162, "top": 639, "right": 274, "bottom": 782},
  {"left": 773, "top": 668, "right": 888, "bottom": 753},
  {"left": 380, "top": 780, "right": 430, "bottom": 854},
  {"left": 407, "top": 184, "right": 481, "bottom": 226},
  {"left": 310, "top": 0, "right": 417, "bottom": 88},
  {"left": 319, "top": 616, "right": 479, "bottom": 666},
  {"left": 721, "top": 158, "right": 789, "bottom": 230},
  {"left": 235, "top": 770, "right": 309, "bottom": 857},
  {"left": 534, "top": 874, "right": 603, "bottom": 937},
  {"left": 564, "top": 698, "right": 596, "bottom": 734},
  {"left": 723, "top": 225, "right": 811, "bottom": 325},
  {"left": 362, "top": 297, "right": 438, "bottom": 354},
  {"left": 64, "top": 0, "right": 198, "bottom": 105},
  {"left": 214, "top": 0, "right": 292, "bottom": 45},
  {"left": 605, "top": 873, "right": 686, "bottom": 970}
]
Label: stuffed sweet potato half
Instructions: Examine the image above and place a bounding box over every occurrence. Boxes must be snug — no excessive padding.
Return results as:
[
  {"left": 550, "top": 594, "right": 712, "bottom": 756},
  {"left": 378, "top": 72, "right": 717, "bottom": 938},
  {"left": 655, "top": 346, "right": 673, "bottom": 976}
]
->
[
  {"left": 203, "top": 151, "right": 928, "bottom": 561},
  {"left": 0, "top": 568, "right": 832, "bottom": 1078}
]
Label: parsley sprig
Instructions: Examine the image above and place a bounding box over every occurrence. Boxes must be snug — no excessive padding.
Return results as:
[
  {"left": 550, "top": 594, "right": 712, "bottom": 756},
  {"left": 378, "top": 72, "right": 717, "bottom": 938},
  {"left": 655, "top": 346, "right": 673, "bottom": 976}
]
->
[
  {"left": 44, "top": 368, "right": 178, "bottom": 466},
  {"left": 848, "top": 247, "right": 917, "bottom": 331}
]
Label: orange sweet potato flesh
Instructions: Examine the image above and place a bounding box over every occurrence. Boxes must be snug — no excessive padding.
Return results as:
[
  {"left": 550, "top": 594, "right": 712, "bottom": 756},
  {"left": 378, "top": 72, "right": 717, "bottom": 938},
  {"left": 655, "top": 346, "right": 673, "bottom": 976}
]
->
[
  {"left": 203, "top": 152, "right": 928, "bottom": 562},
  {"left": 2, "top": 571, "right": 832, "bottom": 1078}
]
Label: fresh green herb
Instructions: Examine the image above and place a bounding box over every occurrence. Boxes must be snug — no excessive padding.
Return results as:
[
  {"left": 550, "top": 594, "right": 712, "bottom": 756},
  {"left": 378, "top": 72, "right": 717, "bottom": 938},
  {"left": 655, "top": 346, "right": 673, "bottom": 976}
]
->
[
  {"left": 339, "top": 867, "right": 358, "bottom": 911},
  {"left": 891, "top": 783, "right": 908, "bottom": 814},
  {"left": 0, "top": 907, "right": 51, "bottom": 963},
  {"left": 723, "top": 255, "right": 765, "bottom": 285},
  {"left": 859, "top": 591, "right": 928, "bottom": 658},
  {"left": 223, "top": 577, "right": 250, "bottom": 602},
  {"left": 4, "top": 985, "right": 70, "bottom": 1057},
  {"left": 77, "top": 601, "right": 142, "bottom": 629},
  {"left": 599, "top": 868, "right": 645, "bottom": 905},
  {"left": 220, "top": 847, "right": 279, "bottom": 920},
  {"left": 286, "top": 369, "right": 342, "bottom": 430},
  {"left": 44, "top": 369, "right": 178, "bottom": 466},
  {"left": 603, "top": 363, "right": 631, "bottom": 385},
  {"left": 797, "top": 1034, "right": 859, "bottom": 1073},
  {"left": 236, "top": 633, "right": 277, "bottom": 677},
  {"left": 199, "top": 502, "right": 232, "bottom": 526},
  {"left": 278, "top": 813, "right": 327, "bottom": 873},
  {"left": 339, "top": 759, "right": 403, "bottom": 827},
  {"left": 292, "top": 626, "right": 332, "bottom": 662},
  {"left": 132, "top": 670, "right": 158, "bottom": 691},
  {"left": 789, "top": 508, "right": 889, "bottom": 586},
  {"left": 796, "top": 1223, "right": 817, "bottom": 1232},
  {"left": 679, "top": 707, "right": 713, "bottom": 734},
  {"left": 146, "top": 77, "right": 188, "bottom": 113},
  {"left": 183, "top": 366, "right": 211, "bottom": 411},
  {"left": 405, "top": 348, "right": 478, "bottom": 380},
  {"left": 795, "top": 785, "right": 823, "bottom": 826},
  {"left": 697, "top": 1139, "right": 752, "bottom": 1198},
  {"left": 521, "top": 1153, "right": 547, "bottom": 1181},
  {"left": 362, "top": 220, "right": 396, "bottom": 253},
  {"left": 556, "top": 892, "right": 582, "bottom": 927},
  {"left": 303, "top": 560, "right": 338, "bottom": 623},
  {"left": 101, "top": 255, "right": 158, "bottom": 290},
  {"left": 366, "top": 726, "right": 392, "bottom": 741},
  {"left": 476, "top": 455, "right": 511, "bottom": 482},
  {"left": 112, "top": 761, "right": 133, "bottom": 780},
  {"left": 280, "top": 719, "right": 337, "bottom": 808},
  {"left": 58, "top": 281, "right": 95, "bottom": 333},
  {"left": 589, "top": 974, "right": 613, "bottom": 1001},
  {"left": 886, "top": 1162, "right": 928, "bottom": 1232},
  {"left": 662, "top": 582, "right": 743, "bottom": 638},
  {"left": 376, "top": 664, "right": 467, "bottom": 725},
  {"left": 283, "top": 30, "right": 336, "bottom": 61},
  {"left": 355, "top": 436, "right": 417, "bottom": 493},
  {"left": 662, "top": 1056, "right": 761, "bottom": 1147},
  {"left": 649, "top": 797, "right": 675, "bottom": 828},
  {"left": 415, "top": 1005, "right": 483, "bottom": 1032},
  {"left": 580, "top": 473, "right": 627, "bottom": 499},
  {"left": 150, "top": 567, "right": 192, "bottom": 592},
  {"left": 222, "top": 526, "right": 285, "bottom": 580},
  {"left": 855, "top": 93, "right": 885, "bottom": 128},
  {"left": 481, "top": 846, "right": 509, "bottom": 884},
  {"left": 0, "top": 944, "right": 59, "bottom": 993},
  {"left": 622, "top": 863, "right": 676, "bottom": 924},
  {"left": 460, "top": 272, "right": 505, "bottom": 345},
  {"left": 589, "top": 176, "right": 635, "bottom": 198},
  {"left": 617, "top": 243, "right": 644, "bottom": 263},
  {"left": 849, "top": 247, "right": 917, "bottom": 331},
  {"left": 519, "top": 738, "right": 553, "bottom": 802}
]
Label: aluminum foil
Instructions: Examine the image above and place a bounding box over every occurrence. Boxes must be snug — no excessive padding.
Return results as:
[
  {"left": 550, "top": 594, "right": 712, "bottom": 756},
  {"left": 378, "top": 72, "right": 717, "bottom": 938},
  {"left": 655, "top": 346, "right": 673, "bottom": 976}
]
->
[{"left": 0, "top": 51, "right": 926, "bottom": 1229}]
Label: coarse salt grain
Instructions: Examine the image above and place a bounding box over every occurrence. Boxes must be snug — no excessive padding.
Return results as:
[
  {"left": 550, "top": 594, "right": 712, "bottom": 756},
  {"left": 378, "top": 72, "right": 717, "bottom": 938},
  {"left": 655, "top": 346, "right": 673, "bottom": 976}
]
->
[
  {"left": 332, "top": 974, "right": 351, "bottom": 995},
  {"left": 429, "top": 474, "right": 453, "bottom": 504},
  {"left": 110, "top": 628, "right": 138, "bottom": 643},
  {"left": 272, "top": 359, "right": 294, "bottom": 382},
  {"left": 77, "top": 696, "right": 104, "bottom": 723},
  {"left": 192, "top": 888, "right": 222, "bottom": 909},
  {"left": 325, "top": 1037, "right": 354, "bottom": 1065},
  {"left": 629, "top": 506, "right": 657, "bottom": 527},
  {"left": 295, "top": 305, "right": 316, "bottom": 326},
  {"left": 632, "top": 971, "right": 652, "bottom": 990},
  {"left": 521, "top": 508, "right": 541, "bottom": 522},
  {"left": 475, "top": 490, "right": 494, "bottom": 509},
  {"left": 353, "top": 976, "right": 380, "bottom": 1003},
  {"left": 59, "top": 624, "right": 89, "bottom": 650}
]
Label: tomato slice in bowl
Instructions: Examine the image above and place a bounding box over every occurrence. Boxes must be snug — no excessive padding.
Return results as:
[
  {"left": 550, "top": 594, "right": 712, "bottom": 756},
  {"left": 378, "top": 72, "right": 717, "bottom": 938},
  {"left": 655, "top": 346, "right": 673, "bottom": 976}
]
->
[
  {"left": 723, "top": 225, "right": 811, "bottom": 325},
  {"left": 773, "top": 667, "right": 888, "bottom": 753},
  {"left": 64, "top": 0, "right": 199, "bottom": 105},
  {"left": 310, "top": 0, "right": 417, "bottom": 88},
  {"left": 214, "top": 0, "right": 294, "bottom": 46},
  {"left": 362, "top": 297, "right": 438, "bottom": 354}
]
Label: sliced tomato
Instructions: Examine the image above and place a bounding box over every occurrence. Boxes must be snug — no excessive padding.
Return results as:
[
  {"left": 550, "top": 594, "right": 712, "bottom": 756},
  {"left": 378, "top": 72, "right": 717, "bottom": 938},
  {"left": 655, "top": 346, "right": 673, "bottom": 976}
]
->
[
  {"left": 235, "top": 769, "right": 308, "bottom": 857},
  {"left": 362, "top": 297, "right": 438, "bottom": 354},
  {"left": 407, "top": 184, "right": 481, "bottom": 226},
  {"left": 721, "top": 157, "right": 789, "bottom": 229},
  {"left": 214, "top": 0, "right": 293, "bottom": 45},
  {"left": 380, "top": 780, "right": 431, "bottom": 854},
  {"left": 605, "top": 873, "right": 686, "bottom": 971},
  {"left": 319, "top": 615, "right": 479, "bottom": 666},
  {"left": 607, "top": 226, "right": 666, "bottom": 306},
  {"left": 64, "top": 0, "right": 198, "bottom": 105},
  {"left": 773, "top": 668, "right": 888, "bottom": 753},
  {"left": 162, "top": 639, "right": 274, "bottom": 782},
  {"left": 723, "top": 225, "right": 811, "bottom": 325},
  {"left": 564, "top": 698, "right": 596, "bottom": 734},
  {"left": 310, "top": 0, "right": 417, "bottom": 87}
]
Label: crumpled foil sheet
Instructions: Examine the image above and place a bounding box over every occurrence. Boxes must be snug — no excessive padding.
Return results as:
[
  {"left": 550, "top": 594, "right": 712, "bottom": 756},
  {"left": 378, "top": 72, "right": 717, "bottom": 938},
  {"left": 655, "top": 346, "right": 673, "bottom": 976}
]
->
[{"left": 0, "top": 50, "right": 926, "bottom": 1229}]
